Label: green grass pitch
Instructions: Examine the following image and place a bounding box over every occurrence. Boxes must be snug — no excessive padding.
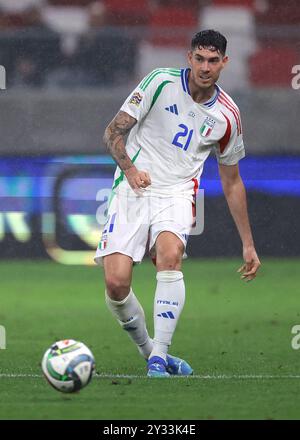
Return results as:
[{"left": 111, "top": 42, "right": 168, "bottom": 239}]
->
[{"left": 1, "top": 258, "right": 300, "bottom": 420}]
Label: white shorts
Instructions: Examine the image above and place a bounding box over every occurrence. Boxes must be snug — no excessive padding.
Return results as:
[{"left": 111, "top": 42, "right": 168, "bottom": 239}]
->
[{"left": 94, "top": 193, "right": 194, "bottom": 265}]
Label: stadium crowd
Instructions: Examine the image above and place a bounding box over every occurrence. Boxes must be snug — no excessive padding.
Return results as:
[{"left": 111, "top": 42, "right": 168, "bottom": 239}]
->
[{"left": 0, "top": 0, "right": 298, "bottom": 88}]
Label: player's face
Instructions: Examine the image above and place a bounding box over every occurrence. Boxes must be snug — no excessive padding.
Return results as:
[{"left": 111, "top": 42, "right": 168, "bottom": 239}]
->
[{"left": 187, "top": 47, "right": 228, "bottom": 89}]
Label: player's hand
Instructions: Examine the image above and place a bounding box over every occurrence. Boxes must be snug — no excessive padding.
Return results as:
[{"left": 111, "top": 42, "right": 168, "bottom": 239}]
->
[
  {"left": 237, "top": 246, "right": 261, "bottom": 282},
  {"left": 124, "top": 166, "right": 151, "bottom": 192}
]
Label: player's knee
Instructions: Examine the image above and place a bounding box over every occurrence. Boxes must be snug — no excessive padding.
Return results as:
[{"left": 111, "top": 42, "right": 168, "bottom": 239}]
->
[
  {"left": 156, "top": 248, "right": 182, "bottom": 271},
  {"left": 105, "top": 274, "right": 131, "bottom": 301}
]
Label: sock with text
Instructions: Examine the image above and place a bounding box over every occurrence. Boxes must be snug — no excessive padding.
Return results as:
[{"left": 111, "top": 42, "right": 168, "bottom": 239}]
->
[{"left": 150, "top": 270, "right": 185, "bottom": 362}]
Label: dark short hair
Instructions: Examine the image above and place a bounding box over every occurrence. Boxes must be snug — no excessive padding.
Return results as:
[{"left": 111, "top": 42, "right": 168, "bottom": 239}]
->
[{"left": 191, "top": 30, "right": 227, "bottom": 56}]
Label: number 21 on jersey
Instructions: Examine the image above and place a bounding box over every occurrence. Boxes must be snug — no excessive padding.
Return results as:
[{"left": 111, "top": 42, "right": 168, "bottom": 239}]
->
[{"left": 172, "top": 124, "right": 194, "bottom": 151}]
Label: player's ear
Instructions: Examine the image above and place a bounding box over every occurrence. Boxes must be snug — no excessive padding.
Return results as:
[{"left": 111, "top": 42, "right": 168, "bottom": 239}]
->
[
  {"left": 187, "top": 50, "right": 193, "bottom": 67},
  {"left": 222, "top": 55, "right": 229, "bottom": 68}
]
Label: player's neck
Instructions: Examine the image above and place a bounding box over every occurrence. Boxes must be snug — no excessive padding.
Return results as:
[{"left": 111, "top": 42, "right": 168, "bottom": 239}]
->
[{"left": 187, "top": 72, "right": 216, "bottom": 104}]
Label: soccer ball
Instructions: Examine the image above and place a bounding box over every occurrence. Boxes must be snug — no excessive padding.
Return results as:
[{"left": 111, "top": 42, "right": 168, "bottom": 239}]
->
[{"left": 41, "top": 339, "right": 96, "bottom": 393}]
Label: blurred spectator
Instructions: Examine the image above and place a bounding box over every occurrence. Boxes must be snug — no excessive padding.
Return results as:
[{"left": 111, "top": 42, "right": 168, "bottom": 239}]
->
[
  {"left": 73, "top": 25, "right": 137, "bottom": 86},
  {"left": 43, "top": 1, "right": 108, "bottom": 87},
  {"left": 0, "top": 5, "right": 62, "bottom": 87},
  {"left": 82, "top": 2, "right": 136, "bottom": 84},
  {"left": 88, "top": 1, "right": 107, "bottom": 28},
  {"left": 0, "top": 5, "right": 44, "bottom": 31},
  {"left": 41, "top": 0, "right": 104, "bottom": 50},
  {"left": 0, "top": 0, "right": 46, "bottom": 13}
]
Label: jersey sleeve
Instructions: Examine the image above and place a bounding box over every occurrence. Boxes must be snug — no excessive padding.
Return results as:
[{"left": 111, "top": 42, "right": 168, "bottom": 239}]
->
[
  {"left": 120, "top": 69, "right": 169, "bottom": 122},
  {"left": 214, "top": 109, "right": 245, "bottom": 166}
]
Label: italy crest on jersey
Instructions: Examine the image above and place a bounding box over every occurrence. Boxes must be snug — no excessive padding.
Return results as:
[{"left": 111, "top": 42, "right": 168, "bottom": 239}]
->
[{"left": 200, "top": 117, "right": 216, "bottom": 137}]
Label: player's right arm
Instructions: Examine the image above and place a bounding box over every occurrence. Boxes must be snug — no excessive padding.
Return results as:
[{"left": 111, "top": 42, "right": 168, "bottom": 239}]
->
[{"left": 103, "top": 110, "right": 151, "bottom": 190}]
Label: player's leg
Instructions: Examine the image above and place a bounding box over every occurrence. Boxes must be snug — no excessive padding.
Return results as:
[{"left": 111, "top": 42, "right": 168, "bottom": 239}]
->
[
  {"left": 95, "top": 194, "right": 153, "bottom": 360},
  {"left": 154, "top": 233, "right": 193, "bottom": 375},
  {"left": 103, "top": 252, "right": 133, "bottom": 301},
  {"left": 146, "top": 232, "right": 186, "bottom": 376},
  {"left": 147, "top": 195, "right": 194, "bottom": 377},
  {"left": 103, "top": 253, "right": 153, "bottom": 359}
]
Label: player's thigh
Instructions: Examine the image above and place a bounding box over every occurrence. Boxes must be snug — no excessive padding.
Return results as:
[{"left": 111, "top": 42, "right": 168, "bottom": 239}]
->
[
  {"left": 155, "top": 231, "right": 185, "bottom": 271},
  {"left": 95, "top": 194, "right": 150, "bottom": 266},
  {"left": 103, "top": 253, "right": 133, "bottom": 299},
  {"left": 150, "top": 197, "right": 193, "bottom": 271}
]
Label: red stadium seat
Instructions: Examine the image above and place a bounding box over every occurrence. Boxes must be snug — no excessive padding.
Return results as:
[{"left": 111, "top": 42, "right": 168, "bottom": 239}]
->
[
  {"left": 104, "top": 0, "right": 149, "bottom": 25},
  {"left": 0, "top": 13, "right": 27, "bottom": 28},
  {"left": 0, "top": 9, "right": 43, "bottom": 28},
  {"left": 149, "top": 6, "right": 198, "bottom": 46},
  {"left": 47, "top": 0, "right": 94, "bottom": 5},
  {"left": 249, "top": 45, "right": 299, "bottom": 87},
  {"left": 255, "top": 4, "right": 300, "bottom": 25},
  {"left": 212, "top": 0, "right": 255, "bottom": 7},
  {"left": 104, "top": 0, "right": 148, "bottom": 10}
]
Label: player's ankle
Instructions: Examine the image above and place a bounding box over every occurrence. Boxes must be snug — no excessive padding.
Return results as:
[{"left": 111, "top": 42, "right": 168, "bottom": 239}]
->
[
  {"left": 137, "top": 338, "right": 153, "bottom": 360},
  {"left": 150, "top": 342, "right": 168, "bottom": 363}
]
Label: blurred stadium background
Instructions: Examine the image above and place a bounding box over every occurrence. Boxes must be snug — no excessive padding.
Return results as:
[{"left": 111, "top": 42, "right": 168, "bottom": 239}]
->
[
  {"left": 0, "top": 0, "right": 299, "bottom": 263},
  {"left": 1, "top": 0, "right": 300, "bottom": 421}
]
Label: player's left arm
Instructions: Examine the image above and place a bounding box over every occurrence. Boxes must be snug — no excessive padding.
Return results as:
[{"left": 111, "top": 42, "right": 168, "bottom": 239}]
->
[{"left": 218, "top": 163, "right": 261, "bottom": 282}]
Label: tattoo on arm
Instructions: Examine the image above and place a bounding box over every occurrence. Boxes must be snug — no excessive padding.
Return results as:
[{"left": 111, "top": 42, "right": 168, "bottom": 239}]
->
[{"left": 103, "top": 111, "right": 137, "bottom": 172}]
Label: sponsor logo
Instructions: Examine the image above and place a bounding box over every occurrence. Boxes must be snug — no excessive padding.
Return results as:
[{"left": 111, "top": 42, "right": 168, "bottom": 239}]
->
[
  {"left": 129, "top": 91, "right": 143, "bottom": 106},
  {"left": 165, "top": 104, "right": 179, "bottom": 115},
  {"left": 188, "top": 111, "right": 196, "bottom": 118}
]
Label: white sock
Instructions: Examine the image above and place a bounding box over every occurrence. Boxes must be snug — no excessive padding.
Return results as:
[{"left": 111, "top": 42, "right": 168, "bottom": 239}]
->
[
  {"left": 105, "top": 288, "right": 153, "bottom": 359},
  {"left": 150, "top": 270, "right": 185, "bottom": 362}
]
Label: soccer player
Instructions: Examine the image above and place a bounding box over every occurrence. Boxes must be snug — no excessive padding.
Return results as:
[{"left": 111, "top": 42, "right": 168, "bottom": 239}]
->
[{"left": 95, "top": 29, "right": 261, "bottom": 377}]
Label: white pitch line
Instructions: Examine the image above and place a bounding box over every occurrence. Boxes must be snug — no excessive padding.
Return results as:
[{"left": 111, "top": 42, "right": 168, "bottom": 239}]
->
[
  {"left": 0, "top": 374, "right": 41, "bottom": 378},
  {"left": 1, "top": 373, "right": 300, "bottom": 380},
  {"left": 96, "top": 374, "right": 300, "bottom": 380}
]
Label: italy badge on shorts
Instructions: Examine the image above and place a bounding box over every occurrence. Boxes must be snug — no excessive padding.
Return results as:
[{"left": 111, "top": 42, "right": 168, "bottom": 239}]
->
[
  {"left": 200, "top": 117, "right": 216, "bottom": 137},
  {"left": 98, "top": 230, "right": 108, "bottom": 250}
]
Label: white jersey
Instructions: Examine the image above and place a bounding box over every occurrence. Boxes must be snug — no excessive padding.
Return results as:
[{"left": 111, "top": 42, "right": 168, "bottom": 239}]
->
[{"left": 112, "top": 67, "right": 245, "bottom": 201}]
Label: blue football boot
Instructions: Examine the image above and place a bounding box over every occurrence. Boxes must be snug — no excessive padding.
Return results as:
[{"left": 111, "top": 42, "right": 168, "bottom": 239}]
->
[
  {"left": 147, "top": 356, "right": 170, "bottom": 378},
  {"left": 166, "top": 354, "right": 193, "bottom": 376}
]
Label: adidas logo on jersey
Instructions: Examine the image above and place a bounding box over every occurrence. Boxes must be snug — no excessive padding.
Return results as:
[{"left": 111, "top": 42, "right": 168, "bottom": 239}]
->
[{"left": 165, "top": 104, "right": 178, "bottom": 115}]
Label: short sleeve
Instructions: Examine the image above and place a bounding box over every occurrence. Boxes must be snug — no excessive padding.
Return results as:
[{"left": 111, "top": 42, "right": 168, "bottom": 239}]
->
[
  {"left": 120, "top": 69, "right": 176, "bottom": 122},
  {"left": 214, "top": 110, "right": 245, "bottom": 166},
  {"left": 120, "top": 71, "right": 159, "bottom": 122}
]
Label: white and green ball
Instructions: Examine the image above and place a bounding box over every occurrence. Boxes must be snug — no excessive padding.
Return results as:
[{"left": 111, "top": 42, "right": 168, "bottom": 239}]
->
[{"left": 41, "top": 339, "right": 95, "bottom": 393}]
